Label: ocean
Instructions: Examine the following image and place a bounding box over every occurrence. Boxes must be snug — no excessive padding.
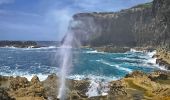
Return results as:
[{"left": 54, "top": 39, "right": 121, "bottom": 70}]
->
[
  {"left": 0, "top": 46, "right": 165, "bottom": 97},
  {"left": 0, "top": 46, "right": 164, "bottom": 82}
]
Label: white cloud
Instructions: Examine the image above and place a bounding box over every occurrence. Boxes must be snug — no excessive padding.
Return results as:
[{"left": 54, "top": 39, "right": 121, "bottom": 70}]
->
[
  {"left": 0, "top": 0, "right": 14, "bottom": 5},
  {"left": 73, "top": 0, "right": 152, "bottom": 12},
  {"left": 0, "top": 0, "right": 153, "bottom": 40}
]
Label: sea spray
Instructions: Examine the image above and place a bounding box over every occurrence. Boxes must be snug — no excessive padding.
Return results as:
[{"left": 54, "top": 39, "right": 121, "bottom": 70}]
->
[
  {"left": 57, "top": 32, "right": 73, "bottom": 99},
  {"left": 57, "top": 20, "right": 81, "bottom": 99}
]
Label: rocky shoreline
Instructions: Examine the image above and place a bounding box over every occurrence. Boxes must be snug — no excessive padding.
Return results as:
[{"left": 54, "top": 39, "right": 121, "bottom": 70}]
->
[
  {"left": 153, "top": 49, "right": 170, "bottom": 70},
  {"left": 0, "top": 41, "right": 40, "bottom": 48},
  {"left": 0, "top": 70, "right": 170, "bottom": 100}
]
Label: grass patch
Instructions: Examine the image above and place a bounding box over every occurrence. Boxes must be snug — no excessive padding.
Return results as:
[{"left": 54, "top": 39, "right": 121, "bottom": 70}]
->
[{"left": 133, "top": 2, "right": 152, "bottom": 9}]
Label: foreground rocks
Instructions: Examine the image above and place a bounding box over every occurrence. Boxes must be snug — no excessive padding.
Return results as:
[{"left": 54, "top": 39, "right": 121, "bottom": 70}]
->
[
  {"left": 154, "top": 49, "right": 170, "bottom": 70},
  {"left": 0, "top": 70, "right": 169, "bottom": 100}
]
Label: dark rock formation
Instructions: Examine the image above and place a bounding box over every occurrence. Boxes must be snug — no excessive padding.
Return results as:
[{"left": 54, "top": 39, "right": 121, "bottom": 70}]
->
[
  {"left": 155, "top": 49, "right": 170, "bottom": 70},
  {"left": 156, "top": 58, "right": 170, "bottom": 70},
  {"left": 125, "top": 71, "right": 147, "bottom": 78},
  {"left": 148, "top": 70, "right": 169, "bottom": 81},
  {"left": 0, "top": 88, "right": 15, "bottom": 100},
  {"left": 70, "top": 0, "right": 170, "bottom": 49},
  {"left": 0, "top": 41, "right": 38, "bottom": 48}
]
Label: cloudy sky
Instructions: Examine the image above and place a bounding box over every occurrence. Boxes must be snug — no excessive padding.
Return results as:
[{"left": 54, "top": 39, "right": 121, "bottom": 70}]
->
[{"left": 0, "top": 0, "right": 152, "bottom": 41}]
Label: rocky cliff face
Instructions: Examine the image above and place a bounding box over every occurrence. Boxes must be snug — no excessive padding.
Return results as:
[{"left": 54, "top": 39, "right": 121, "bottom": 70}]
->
[{"left": 71, "top": 0, "right": 170, "bottom": 48}]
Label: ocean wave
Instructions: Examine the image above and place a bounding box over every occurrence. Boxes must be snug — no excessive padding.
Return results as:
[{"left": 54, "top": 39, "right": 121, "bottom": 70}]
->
[
  {"left": 0, "top": 71, "right": 48, "bottom": 81},
  {"left": 68, "top": 74, "right": 119, "bottom": 97},
  {"left": 0, "top": 46, "right": 58, "bottom": 50},
  {"left": 146, "top": 57, "right": 157, "bottom": 64},
  {"left": 114, "top": 57, "right": 144, "bottom": 62},
  {"left": 86, "top": 80, "right": 109, "bottom": 97},
  {"left": 96, "top": 60, "right": 132, "bottom": 73},
  {"left": 68, "top": 74, "right": 119, "bottom": 81},
  {"left": 129, "top": 48, "right": 144, "bottom": 53},
  {"left": 147, "top": 50, "right": 156, "bottom": 57},
  {"left": 23, "top": 46, "right": 57, "bottom": 50},
  {"left": 84, "top": 50, "right": 106, "bottom": 54}
]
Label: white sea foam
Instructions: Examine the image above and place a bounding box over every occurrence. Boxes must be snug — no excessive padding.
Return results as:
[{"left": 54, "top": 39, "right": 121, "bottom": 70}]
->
[
  {"left": 97, "top": 60, "right": 132, "bottom": 73},
  {"left": 146, "top": 58, "right": 157, "bottom": 64},
  {"left": 0, "top": 71, "right": 48, "bottom": 81},
  {"left": 114, "top": 57, "right": 141, "bottom": 62},
  {"left": 1, "top": 46, "right": 57, "bottom": 50},
  {"left": 147, "top": 50, "right": 156, "bottom": 57},
  {"left": 130, "top": 48, "right": 144, "bottom": 53},
  {"left": 85, "top": 50, "right": 106, "bottom": 54},
  {"left": 85, "top": 50, "right": 98, "bottom": 53},
  {"left": 69, "top": 74, "right": 118, "bottom": 98},
  {"left": 114, "top": 65, "right": 132, "bottom": 73},
  {"left": 83, "top": 75, "right": 115, "bottom": 97},
  {"left": 68, "top": 74, "right": 119, "bottom": 81}
]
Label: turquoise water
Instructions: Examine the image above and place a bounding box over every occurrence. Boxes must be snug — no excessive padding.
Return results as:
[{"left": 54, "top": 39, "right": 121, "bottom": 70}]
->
[{"left": 0, "top": 47, "right": 162, "bottom": 81}]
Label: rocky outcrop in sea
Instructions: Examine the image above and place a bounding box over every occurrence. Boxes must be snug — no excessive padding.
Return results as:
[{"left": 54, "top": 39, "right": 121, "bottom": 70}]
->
[{"left": 0, "top": 41, "right": 38, "bottom": 48}]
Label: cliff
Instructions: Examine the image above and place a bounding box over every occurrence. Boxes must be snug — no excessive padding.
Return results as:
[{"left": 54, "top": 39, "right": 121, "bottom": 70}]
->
[{"left": 71, "top": 0, "right": 170, "bottom": 48}]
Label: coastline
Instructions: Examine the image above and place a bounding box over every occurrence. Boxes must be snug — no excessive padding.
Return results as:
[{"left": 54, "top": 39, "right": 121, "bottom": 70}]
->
[
  {"left": 0, "top": 70, "right": 170, "bottom": 100},
  {"left": 0, "top": 46, "right": 169, "bottom": 99},
  {"left": 82, "top": 46, "right": 170, "bottom": 71},
  {"left": 154, "top": 49, "right": 170, "bottom": 70}
]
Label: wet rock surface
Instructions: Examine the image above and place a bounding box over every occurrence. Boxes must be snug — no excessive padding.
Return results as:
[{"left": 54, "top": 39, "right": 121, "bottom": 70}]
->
[{"left": 155, "top": 49, "right": 170, "bottom": 70}]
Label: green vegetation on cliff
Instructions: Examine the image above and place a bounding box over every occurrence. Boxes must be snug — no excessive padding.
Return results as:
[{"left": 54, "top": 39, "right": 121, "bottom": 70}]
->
[{"left": 133, "top": 2, "right": 152, "bottom": 9}]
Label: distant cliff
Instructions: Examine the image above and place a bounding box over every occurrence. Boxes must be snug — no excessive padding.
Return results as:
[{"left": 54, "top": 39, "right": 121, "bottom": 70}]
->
[{"left": 71, "top": 0, "right": 170, "bottom": 49}]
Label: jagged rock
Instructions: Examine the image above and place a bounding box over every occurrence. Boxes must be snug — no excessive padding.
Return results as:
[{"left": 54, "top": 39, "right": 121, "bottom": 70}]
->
[
  {"left": 0, "top": 70, "right": 169, "bottom": 100},
  {"left": 0, "top": 41, "right": 38, "bottom": 48},
  {"left": 42, "top": 74, "right": 58, "bottom": 99},
  {"left": 125, "top": 71, "right": 147, "bottom": 78},
  {"left": 8, "top": 76, "right": 47, "bottom": 100},
  {"left": 156, "top": 58, "right": 170, "bottom": 70},
  {"left": 69, "top": 80, "right": 90, "bottom": 97},
  {"left": 108, "top": 80, "right": 127, "bottom": 96},
  {"left": 0, "top": 88, "right": 15, "bottom": 100},
  {"left": 0, "top": 76, "right": 10, "bottom": 88},
  {"left": 31, "top": 76, "right": 40, "bottom": 85},
  {"left": 149, "top": 71, "right": 169, "bottom": 81},
  {"left": 9, "top": 76, "right": 30, "bottom": 91}
]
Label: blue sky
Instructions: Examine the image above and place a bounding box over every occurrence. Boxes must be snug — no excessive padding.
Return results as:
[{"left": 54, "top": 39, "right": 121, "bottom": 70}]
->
[{"left": 0, "top": 0, "right": 152, "bottom": 41}]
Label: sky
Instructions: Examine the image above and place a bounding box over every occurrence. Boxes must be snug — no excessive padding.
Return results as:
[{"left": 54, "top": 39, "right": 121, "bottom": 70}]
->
[{"left": 0, "top": 0, "right": 152, "bottom": 41}]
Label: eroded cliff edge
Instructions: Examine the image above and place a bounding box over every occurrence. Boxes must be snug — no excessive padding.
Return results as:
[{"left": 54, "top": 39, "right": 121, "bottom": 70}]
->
[{"left": 71, "top": 0, "right": 170, "bottom": 49}]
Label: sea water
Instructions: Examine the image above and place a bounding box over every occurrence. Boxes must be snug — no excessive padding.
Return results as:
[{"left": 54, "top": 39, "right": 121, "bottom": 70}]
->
[{"left": 0, "top": 47, "right": 165, "bottom": 97}]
